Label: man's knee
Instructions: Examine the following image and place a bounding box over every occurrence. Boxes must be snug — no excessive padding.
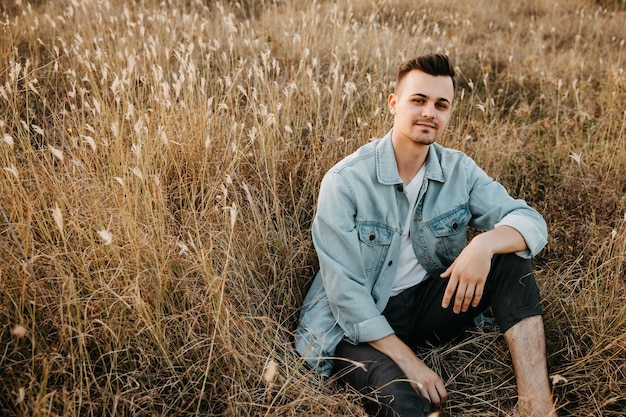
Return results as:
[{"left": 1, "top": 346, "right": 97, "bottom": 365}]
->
[
  {"left": 488, "top": 254, "right": 543, "bottom": 333},
  {"left": 490, "top": 253, "right": 533, "bottom": 277}
]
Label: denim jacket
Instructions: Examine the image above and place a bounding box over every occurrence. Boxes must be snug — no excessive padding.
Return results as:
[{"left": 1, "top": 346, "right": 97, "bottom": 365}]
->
[{"left": 295, "top": 130, "right": 548, "bottom": 376}]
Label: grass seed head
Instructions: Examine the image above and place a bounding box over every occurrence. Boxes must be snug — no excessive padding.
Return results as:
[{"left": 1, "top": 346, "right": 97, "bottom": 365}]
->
[
  {"left": 48, "top": 145, "right": 64, "bottom": 162},
  {"left": 11, "top": 325, "right": 28, "bottom": 338},
  {"left": 51, "top": 203, "right": 64, "bottom": 234},
  {"left": 97, "top": 229, "right": 113, "bottom": 245},
  {"left": 2, "top": 133, "right": 14, "bottom": 148},
  {"left": 263, "top": 359, "right": 278, "bottom": 384}
]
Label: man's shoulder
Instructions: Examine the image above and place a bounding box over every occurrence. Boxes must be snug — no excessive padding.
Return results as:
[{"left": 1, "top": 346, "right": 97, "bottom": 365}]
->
[
  {"left": 328, "top": 138, "right": 381, "bottom": 173},
  {"left": 430, "top": 143, "right": 478, "bottom": 169},
  {"left": 431, "top": 142, "right": 470, "bottom": 159}
]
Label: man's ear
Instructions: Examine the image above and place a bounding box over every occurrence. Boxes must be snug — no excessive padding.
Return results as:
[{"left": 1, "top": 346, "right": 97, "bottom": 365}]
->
[{"left": 388, "top": 93, "right": 397, "bottom": 115}]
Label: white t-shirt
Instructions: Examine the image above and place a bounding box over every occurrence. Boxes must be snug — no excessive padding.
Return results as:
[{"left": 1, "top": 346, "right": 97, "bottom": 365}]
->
[{"left": 390, "top": 165, "right": 428, "bottom": 297}]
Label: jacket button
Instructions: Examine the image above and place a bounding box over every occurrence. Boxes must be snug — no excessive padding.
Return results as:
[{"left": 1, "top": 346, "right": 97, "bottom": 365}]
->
[
  {"left": 452, "top": 221, "right": 458, "bottom": 229},
  {"left": 369, "top": 234, "right": 375, "bottom": 241},
  {"left": 388, "top": 261, "right": 393, "bottom": 266},
  {"left": 396, "top": 185, "right": 404, "bottom": 192}
]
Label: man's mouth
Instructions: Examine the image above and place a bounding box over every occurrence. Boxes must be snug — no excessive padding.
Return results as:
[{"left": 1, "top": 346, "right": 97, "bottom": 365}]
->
[{"left": 415, "top": 120, "right": 437, "bottom": 129}]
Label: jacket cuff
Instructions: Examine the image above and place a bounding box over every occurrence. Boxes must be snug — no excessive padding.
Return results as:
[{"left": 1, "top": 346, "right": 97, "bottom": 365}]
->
[
  {"left": 348, "top": 315, "right": 394, "bottom": 344},
  {"left": 495, "top": 214, "right": 548, "bottom": 258}
]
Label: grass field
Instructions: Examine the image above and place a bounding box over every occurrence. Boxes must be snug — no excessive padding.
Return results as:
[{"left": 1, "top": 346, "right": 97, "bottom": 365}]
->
[{"left": 1, "top": 0, "right": 625, "bottom": 415}]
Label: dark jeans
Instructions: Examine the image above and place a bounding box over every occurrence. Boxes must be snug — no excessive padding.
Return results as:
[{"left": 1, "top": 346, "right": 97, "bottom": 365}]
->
[{"left": 331, "top": 253, "right": 543, "bottom": 417}]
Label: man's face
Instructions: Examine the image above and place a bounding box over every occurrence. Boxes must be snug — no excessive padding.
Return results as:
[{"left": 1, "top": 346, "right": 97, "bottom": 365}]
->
[{"left": 388, "top": 70, "right": 454, "bottom": 147}]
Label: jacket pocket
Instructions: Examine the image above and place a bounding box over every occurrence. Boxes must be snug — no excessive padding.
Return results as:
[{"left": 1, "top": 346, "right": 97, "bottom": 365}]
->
[
  {"left": 357, "top": 221, "right": 393, "bottom": 279},
  {"left": 425, "top": 205, "right": 471, "bottom": 264}
]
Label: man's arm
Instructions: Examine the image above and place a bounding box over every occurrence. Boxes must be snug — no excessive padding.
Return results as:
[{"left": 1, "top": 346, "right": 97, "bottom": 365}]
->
[
  {"left": 369, "top": 334, "right": 448, "bottom": 406},
  {"left": 440, "top": 225, "right": 527, "bottom": 314},
  {"left": 312, "top": 171, "right": 395, "bottom": 344}
]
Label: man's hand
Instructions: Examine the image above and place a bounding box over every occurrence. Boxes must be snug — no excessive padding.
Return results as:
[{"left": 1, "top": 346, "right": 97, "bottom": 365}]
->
[
  {"left": 440, "top": 226, "right": 528, "bottom": 314},
  {"left": 401, "top": 354, "right": 448, "bottom": 406},
  {"left": 439, "top": 238, "right": 492, "bottom": 314},
  {"left": 369, "top": 335, "right": 448, "bottom": 406}
]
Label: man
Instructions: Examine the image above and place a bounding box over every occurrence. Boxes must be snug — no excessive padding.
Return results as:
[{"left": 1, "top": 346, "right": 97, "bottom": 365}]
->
[{"left": 295, "top": 54, "right": 557, "bottom": 417}]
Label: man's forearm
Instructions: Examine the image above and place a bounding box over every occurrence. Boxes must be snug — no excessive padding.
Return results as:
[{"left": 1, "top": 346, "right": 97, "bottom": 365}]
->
[
  {"left": 369, "top": 334, "right": 423, "bottom": 376},
  {"left": 472, "top": 225, "right": 528, "bottom": 255}
]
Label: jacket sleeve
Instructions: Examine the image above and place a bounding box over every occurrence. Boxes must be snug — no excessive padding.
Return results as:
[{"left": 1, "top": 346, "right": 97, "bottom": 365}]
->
[
  {"left": 312, "top": 171, "right": 394, "bottom": 344},
  {"left": 464, "top": 157, "right": 548, "bottom": 258}
]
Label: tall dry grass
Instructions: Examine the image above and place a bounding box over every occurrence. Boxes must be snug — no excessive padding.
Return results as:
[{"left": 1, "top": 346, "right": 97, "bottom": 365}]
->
[{"left": 0, "top": 0, "right": 624, "bottom": 415}]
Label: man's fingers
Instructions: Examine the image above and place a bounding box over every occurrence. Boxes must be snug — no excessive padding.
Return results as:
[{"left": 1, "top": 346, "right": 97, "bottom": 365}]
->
[
  {"left": 444, "top": 270, "right": 487, "bottom": 313},
  {"left": 412, "top": 381, "right": 431, "bottom": 404},
  {"left": 437, "top": 382, "right": 449, "bottom": 404},
  {"left": 427, "top": 385, "right": 441, "bottom": 406},
  {"left": 411, "top": 377, "right": 447, "bottom": 406},
  {"left": 419, "top": 388, "right": 431, "bottom": 404},
  {"left": 453, "top": 283, "right": 468, "bottom": 313},
  {"left": 441, "top": 277, "right": 458, "bottom": 309},
  {"left": 427, "top": 381, "right": 448, "bottom": 406},
  {"left": 440, "top": 264, "right": 453, "bottom": 278},
  {"left": 472, "top": 286, "right": 484, "bottom": 308},
  {"left": 459, "top": 284, "right": 475, "bottom": 313}
]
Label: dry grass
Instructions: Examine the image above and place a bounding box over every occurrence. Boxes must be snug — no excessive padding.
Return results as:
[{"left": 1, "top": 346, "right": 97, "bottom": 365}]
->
[{"left": 0, "top": 0, "right": 624, "bottom": 415}]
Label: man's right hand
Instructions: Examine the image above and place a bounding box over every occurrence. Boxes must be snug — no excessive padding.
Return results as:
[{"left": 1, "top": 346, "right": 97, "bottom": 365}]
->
[{"left": 369, "top": 334, "right": 448, "bottom": 406}]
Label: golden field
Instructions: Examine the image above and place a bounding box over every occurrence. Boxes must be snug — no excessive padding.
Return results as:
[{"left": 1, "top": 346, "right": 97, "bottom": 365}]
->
[{"left": 0, "top": 0, "right": 625, "bottom": 415}]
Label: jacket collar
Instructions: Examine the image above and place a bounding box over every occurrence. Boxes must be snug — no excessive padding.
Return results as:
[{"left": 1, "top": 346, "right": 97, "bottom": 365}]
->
[{"left": 375, "top": 129, "right": 445, "bottom": 185}]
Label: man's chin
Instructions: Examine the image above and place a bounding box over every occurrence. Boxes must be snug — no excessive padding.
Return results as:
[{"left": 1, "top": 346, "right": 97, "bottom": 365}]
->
[{"left": 410, "top": 136, "right": 437, "bottom": 146}]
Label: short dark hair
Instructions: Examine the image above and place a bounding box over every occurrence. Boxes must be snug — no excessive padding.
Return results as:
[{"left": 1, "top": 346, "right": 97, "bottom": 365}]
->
[{"left": 396, "top": 53, "right": 456, "bottom": 92}]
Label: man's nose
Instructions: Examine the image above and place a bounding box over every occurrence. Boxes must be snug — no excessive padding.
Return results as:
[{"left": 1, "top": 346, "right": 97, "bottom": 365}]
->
[{"left": 421, "top": 104, "right": 435, "bottom": 119}]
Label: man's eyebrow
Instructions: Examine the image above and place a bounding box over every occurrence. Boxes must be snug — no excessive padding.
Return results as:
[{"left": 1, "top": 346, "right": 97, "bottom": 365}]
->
[{"left": 410, "top": 93, "right": 451, "bottom": 104}]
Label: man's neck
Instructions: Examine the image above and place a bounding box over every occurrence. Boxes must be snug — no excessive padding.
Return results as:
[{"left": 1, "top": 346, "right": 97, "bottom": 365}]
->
[{"left": 392, "top": 138, "right": 429, "bottom": 185}]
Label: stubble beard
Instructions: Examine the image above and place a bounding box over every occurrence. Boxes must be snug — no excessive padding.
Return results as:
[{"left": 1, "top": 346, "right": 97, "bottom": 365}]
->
[{"left": 410, "top": 126, "right": 438, "bottom": 146}]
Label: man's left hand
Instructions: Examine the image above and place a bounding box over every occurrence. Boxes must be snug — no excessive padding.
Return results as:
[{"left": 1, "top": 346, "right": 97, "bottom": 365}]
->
[
  {"left": 439, "top": 238, "right": 492, "bottom": 314},
  {"left": 439, "top": 226, "right": 528, "bottom": 314}
]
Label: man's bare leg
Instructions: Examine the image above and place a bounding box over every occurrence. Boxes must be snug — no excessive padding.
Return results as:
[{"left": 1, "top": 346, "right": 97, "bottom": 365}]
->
[{"left": 504, "top": 315, "right": 557, "bottom": 417}]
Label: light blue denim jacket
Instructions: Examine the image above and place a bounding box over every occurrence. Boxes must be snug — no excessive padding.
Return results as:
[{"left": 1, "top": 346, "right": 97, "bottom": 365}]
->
[{"left": 295, "top": 130, "right": 548, "bottom": 376}]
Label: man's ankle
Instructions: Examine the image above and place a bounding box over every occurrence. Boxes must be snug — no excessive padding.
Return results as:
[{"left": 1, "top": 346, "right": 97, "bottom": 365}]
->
[{"left": 518, "top": 394, "right": 557, "bottom": 417}]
